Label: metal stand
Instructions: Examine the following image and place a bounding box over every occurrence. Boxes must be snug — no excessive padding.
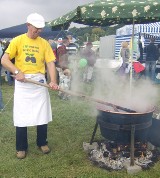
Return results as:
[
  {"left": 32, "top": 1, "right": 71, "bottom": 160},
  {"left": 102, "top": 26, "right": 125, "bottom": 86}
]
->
[
  {"left": 90, "top": 122, "right": 98, "bottom": 145},
  {"left": 130, "top": 125, "right": 135, "bottom": 166},
  {"left": 90, "top": 116, "right": 152, "bottom": 166}
]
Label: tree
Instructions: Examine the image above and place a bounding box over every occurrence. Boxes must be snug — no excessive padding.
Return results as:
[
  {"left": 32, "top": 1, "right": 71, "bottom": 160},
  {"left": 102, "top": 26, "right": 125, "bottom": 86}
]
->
[
  {"left": 67, "top": 24, "right": 124, "bottom": 45},
  {"left": 92, "top": 28, "right": 105, "bottom": 36}
]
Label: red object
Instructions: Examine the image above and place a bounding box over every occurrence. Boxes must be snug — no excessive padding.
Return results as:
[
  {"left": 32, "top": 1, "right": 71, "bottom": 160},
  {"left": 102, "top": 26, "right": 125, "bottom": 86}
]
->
[
  {"left": 53, "top": 49, "right": 57, "bottom": 58},
  {"left": 86, "top": 42, "right": 93, "bottom": 46},
  {"left": 133, "top": 62, "right": 145, "bottom": 73}
]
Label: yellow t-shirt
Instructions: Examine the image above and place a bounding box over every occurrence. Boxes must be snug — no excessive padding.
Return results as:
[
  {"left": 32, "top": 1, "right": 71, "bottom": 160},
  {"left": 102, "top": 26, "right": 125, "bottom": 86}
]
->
[{"left": 6, "top": 34, "right": 56, "bottom": 74}]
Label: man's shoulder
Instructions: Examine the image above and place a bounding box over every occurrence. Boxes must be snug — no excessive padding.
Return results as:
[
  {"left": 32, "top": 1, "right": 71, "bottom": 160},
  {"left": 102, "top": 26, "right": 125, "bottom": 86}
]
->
[{"left": 11, "top": 34, "right": 26, "bottom": 43}]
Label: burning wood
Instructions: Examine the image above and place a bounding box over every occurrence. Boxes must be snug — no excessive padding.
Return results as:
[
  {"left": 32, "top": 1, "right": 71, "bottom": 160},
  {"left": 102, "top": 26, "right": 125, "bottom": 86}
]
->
[{"left": 89, "top": 141, "right": 160, "bottom": 171}]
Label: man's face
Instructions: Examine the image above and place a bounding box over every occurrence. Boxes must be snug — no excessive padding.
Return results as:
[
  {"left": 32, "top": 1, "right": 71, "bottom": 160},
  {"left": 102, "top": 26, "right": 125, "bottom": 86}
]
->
[
  {"left": 63, "top": 39, "right": 70, "bottom": 46},
  {"left": 28, "top": 24, "right": 43, "bottom": 39}
]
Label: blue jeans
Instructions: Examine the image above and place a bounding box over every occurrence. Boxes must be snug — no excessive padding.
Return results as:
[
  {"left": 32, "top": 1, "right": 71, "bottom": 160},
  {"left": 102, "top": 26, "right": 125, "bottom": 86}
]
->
[
  {"left": 16, "top": 124, "right": 48, "bottom": 151},
  {"left": 0, "top": 89, "right": 4, "bottom": 109},
  {"left": 7, "top": 71, "right": 14, "bottom": 85},
  {"left": 145, "top": 61, "right": 156, "bottom": 81}
]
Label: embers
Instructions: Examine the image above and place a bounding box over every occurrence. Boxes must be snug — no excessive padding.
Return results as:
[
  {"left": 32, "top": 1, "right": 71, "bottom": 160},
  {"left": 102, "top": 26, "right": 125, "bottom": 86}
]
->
[{"left": 89, "top": 140, "right": 160, "bottom": 171}]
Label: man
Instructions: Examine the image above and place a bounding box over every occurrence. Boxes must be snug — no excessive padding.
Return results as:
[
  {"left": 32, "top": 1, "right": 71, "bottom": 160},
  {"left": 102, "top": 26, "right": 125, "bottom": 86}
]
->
[
  {"left": 66, "top": 35, "right": 78, "bottom": 56},
  {"left": 2, "top": 41, "right": 14, "bottom": 85},
  {"left": 56, "top": 36, "right": 70, "bottom": 70},
  {"left": 55, "top": 36, "right": 69, "bottom": 82},
  {"left": 0, "top": 40, "right": 4, "bottom": 110},
  {"left": 56, "top": 36, "right": 71, "bottom": 99},
  {"left": 1, "top": 13, "right": 59, "bottom": 159},
  {"left": 144, "top": 38, "right": 159, "bottom": 81},
  {"left": 81, "top": 42, "right": 96, "bottom": 82}
]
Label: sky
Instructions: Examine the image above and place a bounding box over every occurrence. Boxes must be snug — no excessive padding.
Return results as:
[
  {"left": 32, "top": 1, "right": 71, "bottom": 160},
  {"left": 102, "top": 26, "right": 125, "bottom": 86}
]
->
[{"left": 0, "top": 0, "right": 95, "bottom": 30}]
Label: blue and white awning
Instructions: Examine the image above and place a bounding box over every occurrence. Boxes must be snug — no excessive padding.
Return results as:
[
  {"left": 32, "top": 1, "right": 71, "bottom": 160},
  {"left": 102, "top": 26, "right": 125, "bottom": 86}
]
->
[
  {"left": 115, "top": 22, "right": 160, "bottom": 60},
  {"left": 116, "top": 22, "right": 160, "bottom": 38},
  {"left": 139, "top": 22, "right": 160, "bottom": 34}
]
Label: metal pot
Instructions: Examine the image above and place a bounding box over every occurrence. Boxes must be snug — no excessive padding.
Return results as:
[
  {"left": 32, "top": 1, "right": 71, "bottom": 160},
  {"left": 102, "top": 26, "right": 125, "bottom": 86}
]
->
[{"left": 97, "top": 106, "right": 154, "bottom": 143}]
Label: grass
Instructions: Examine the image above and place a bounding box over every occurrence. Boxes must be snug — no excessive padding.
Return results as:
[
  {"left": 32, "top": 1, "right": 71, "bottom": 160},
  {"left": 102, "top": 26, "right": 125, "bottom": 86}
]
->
[{"left": 0, "top": 80, "right": 160, "bottom": 178}]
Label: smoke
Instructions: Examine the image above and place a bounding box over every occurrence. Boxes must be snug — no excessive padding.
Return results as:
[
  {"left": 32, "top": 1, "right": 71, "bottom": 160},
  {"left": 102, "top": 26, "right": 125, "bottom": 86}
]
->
[
  {"left": 70, "top": 56, "right": 158, "bottom": 113},
  {"left": 93, "top": 67, "right": 158, "bottom": 113}
]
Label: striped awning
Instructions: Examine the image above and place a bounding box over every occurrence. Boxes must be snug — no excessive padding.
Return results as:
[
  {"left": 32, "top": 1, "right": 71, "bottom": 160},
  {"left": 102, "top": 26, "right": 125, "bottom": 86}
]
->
[
  {"left": 142, "top": 33, "right": 160, "bottom": 39},
  {"left": 138, "top": 22, "right": 160, "bottom": 38},
  {"left": 139, "top": 22, "right": 160, "bottom": 33},
  {"left": 116, "top": 22, "right": 160, "bottom": 38}
]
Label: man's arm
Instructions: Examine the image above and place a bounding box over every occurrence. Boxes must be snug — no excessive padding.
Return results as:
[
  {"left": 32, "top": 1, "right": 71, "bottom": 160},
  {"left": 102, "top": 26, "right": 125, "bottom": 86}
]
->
[
  {"left": 1, "top": 53, "right": 25, "bottom": 81},
  {"left": 46, "top": 61, "right": 57, "bottom": 83},
  {"left": 1, "top": 53, "right": 17, "bottom": 74},
  {"left": 46, "top": 61, "right": 59, "bottom": 90}
]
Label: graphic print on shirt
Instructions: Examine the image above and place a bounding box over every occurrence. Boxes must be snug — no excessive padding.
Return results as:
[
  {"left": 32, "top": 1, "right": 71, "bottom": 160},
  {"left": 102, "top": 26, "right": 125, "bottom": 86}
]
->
[{"left": 23, "top": 44, "right": 39, "bottom": 65}]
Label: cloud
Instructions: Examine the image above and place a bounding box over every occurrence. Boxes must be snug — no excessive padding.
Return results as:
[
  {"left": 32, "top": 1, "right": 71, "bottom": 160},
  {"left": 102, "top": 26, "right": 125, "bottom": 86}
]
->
[{"left": 0, "top": 0, "right": 94, "bottom": 30}]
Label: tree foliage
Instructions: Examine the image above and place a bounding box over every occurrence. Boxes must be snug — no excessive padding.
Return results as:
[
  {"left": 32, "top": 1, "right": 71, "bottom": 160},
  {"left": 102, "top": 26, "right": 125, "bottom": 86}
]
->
[{"left": 68, "top": 24, "right": 123, "bottom": 45}]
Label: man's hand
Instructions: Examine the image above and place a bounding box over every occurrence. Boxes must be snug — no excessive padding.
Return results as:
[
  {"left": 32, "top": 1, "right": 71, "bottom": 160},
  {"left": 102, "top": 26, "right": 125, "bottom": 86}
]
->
[
  {"left": 15, "top": 71, "right": 26, "bottom": 82},
  {"left": 49, "top": 81, "right": 59, "bottom": 90}
]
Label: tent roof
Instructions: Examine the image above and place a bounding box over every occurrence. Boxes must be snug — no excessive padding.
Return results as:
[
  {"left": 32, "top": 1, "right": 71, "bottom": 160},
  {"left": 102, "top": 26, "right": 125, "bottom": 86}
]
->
[
  {"left": 0, "top": 23, "right": 68, "bottom": 39},
  {"left": 48, "top": 0, "right": 160, "bottom": 30}
]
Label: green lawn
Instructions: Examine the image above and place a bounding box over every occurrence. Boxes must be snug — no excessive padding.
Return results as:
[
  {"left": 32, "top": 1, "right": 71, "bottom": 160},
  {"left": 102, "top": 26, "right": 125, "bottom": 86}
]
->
[{"left": 0, "top": 80, "right": 160, "bottom": 178}]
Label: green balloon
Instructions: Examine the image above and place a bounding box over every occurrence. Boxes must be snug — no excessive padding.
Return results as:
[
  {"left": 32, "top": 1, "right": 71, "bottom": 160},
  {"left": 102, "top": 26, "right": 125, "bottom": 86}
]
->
[{"left": 79, "top": 58, "right": 87, "bottom": 68}]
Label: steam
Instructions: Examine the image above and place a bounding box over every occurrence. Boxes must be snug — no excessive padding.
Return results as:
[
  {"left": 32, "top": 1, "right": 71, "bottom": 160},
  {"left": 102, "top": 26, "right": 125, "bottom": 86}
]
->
[
  {"left": 93, "top": 67, "right": 158, "bottom": 113},
  {"left": 69, "top": 56, "right": 158, "bottom": 113}
]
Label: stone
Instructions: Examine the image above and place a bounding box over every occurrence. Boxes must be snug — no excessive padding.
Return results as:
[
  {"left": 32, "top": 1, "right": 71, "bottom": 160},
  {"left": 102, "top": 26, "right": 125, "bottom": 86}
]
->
[
  {"left": 83, "top": 142, "right": 99, "bottom": 152},
  {"left": 126, "top": 165, "right": 142, "bottom": 174},
  {"left": 147, "top": 142, "right": 155, "bottom": 151}
]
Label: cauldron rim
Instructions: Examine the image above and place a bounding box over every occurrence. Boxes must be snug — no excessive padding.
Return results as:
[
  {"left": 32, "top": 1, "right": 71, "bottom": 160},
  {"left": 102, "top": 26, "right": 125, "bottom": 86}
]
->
[{"left": 96, "top": 106, "right": 155, "bottom": 115}]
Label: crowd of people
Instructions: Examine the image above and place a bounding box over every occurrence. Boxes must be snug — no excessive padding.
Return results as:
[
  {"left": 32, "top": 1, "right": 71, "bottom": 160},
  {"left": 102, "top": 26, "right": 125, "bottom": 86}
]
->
[
  {"left": 47, "top": 33, "right": 97, "bottom": 98},
  {"left": 117, "top": 38, "right": 160, "bottom": 82}
]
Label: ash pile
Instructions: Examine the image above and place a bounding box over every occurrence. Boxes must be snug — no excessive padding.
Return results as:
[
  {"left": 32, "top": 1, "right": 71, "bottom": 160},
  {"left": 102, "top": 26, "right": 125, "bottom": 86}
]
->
[{"left": 88, "top": 140, "right": 160, "bottom": 171}]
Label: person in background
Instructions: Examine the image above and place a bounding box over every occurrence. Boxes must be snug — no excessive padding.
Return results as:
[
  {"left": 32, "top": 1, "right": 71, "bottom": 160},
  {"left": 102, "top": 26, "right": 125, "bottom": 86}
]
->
[
  {"left": 66, "top": 35, "right": 79, "bottom": 80},
  {"left": 81, "top": 42, "right": 96, "bottom": 83},
  {"left": 118, "top": 41, "right": 130, "bottom": 76},
  {"left": 0, "top": 40, "right": 3, "bottom": 85},
  {"left": 51, "top": 40, "right": 58, "bottom": 58},
  {"left": 56, "top": 36, "right": 71, "bottom": 98},
  {"left": 1, "top": 13, "right": 59, "bottom": 159},
  {"left": 138, "top": 39, "right": 144, "bottom": 62},
  {"left": 144, "top": 38, "right": 159, "bottom": 81},
  {"left": 0, "top": 40, "right": 4, "bottom": 110},
  {"left": 66, "top": 35, "right": 78, "bottom": 56},
  {"left": 58, "top": 69, "right": 71, "bottom": 100},
  {"left": 157, "top": 43, "right": 160, "bottom": 61},
  {"left": 2, "top": 41, "right": 14, "bottom": 85},
  {"left": 56, "top": 36, "right": 70, "bottom": 70},
  {"left": 48, "top": 38, "right": 59, "bottom": 83},
  {"left": 56, "top": 36, "right": 69, "bottom": 77}
]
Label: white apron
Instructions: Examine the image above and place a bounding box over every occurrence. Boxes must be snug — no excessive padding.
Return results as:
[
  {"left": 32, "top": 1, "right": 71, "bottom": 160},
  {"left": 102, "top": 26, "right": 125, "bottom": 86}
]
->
[{"left": 13, "top": 73, "right": 52, "bottom": 127}]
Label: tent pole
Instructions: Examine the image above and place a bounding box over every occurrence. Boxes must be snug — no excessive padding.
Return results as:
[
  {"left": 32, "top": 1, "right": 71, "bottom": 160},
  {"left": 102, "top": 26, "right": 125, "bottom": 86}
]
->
[{"left": 130, "top": 19, "right": 135, "bottom": 96}]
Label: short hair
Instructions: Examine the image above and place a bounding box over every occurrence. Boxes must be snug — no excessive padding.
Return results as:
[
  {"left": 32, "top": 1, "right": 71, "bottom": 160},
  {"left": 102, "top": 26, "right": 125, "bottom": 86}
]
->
[
  {"left": 62, "top": 36, "right": 69, "bottom": 40},
  {"left": 121, "top": 41, "right": 128, "bottom": 48},
  {"left": 86, "top": 42, "right": 93, "bottom": 46},
  {"left": 150, "top": 38, "right": 155, "bottom": 43}
]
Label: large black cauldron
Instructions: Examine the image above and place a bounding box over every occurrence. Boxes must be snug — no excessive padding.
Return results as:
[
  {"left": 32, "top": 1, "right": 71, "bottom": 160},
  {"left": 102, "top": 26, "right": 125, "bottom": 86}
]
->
[{"left": 97, "top": 106, "right": 154, "bottom": 143}]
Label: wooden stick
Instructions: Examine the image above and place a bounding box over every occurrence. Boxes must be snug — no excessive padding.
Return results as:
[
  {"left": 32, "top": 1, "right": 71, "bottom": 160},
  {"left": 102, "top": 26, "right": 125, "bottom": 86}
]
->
[{"left": 23, "top": 78, "right": 136, "bottom": 113}]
